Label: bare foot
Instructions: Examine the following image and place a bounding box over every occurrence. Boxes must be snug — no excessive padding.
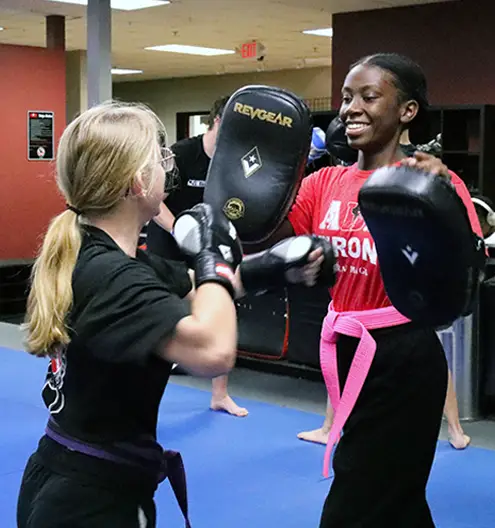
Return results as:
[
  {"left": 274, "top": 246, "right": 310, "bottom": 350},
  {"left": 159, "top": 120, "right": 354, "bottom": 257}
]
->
[
  {"left": 210, "top": 395, "right": 249, "bottom": 417},
  {"left": 297, "top": 427, "right": 329, "bottom": 445},
  {"left": 448, "top": 429, "right": 471, "bottom": 450}
]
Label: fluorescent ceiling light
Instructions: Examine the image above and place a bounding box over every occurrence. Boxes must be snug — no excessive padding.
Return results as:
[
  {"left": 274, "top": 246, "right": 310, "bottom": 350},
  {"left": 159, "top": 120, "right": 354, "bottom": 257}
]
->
[
  {"left": 111, "top": 68, "right": 143, "bottom": 75},
  {"left": 47, "top": 0, "right": 170, "bottom": 10},
  {"left": 302, "top": 57, "right": 331, "bottom": 66},
  {"left": 303, "top": 28, "right": 333, "bottom": 38},
  {"left": 145, "top": 44, "right": 235, "bottom": 56}
]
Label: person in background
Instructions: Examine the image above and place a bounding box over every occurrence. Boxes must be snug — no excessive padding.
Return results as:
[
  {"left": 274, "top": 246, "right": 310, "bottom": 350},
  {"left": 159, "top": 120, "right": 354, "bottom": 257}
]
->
[
  {"left": 146, "top": 95, "right": 249, "bottom": 418},
  {"left": 399, "top": 128, "right": 471, "bottom": 450}
]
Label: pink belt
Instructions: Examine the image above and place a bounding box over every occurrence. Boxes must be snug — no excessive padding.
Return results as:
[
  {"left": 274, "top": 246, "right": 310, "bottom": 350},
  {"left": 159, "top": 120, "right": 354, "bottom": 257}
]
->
[{"left": 320, "top": 302, "right": 410, "bottom": 477}]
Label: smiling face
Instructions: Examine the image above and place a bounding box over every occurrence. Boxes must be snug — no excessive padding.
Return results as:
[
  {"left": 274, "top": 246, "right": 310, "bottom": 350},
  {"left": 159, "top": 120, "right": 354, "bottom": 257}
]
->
[{"left": 339, "top": 63, "right": 418, "bottom": 154}]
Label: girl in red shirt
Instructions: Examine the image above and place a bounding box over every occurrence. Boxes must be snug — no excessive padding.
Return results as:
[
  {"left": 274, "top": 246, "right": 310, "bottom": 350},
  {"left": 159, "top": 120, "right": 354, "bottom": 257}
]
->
[
  {"left": 298, "top": 132, "right": 472, "bottom": 451},
  {"left": 275, "top": 53, "right": 482, "bottom": 527}
]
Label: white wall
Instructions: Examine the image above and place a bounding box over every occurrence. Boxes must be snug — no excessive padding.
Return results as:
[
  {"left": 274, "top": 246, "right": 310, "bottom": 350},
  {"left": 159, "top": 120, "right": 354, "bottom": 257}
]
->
[
  {"left": 66, "top": 50, "right": 88, "bottom": 124},
  {"left": 112, "top": 66, "right": 331, "bottom": 142}
]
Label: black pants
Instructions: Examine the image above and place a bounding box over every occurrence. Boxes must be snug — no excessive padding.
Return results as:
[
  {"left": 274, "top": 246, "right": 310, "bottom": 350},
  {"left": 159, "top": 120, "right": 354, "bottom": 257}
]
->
[
  {"left": 17, "top": 454, "right": 156, "bottom": 528},
  {"left": 319, "top": 324, "right": 448, "bottom": 528}
]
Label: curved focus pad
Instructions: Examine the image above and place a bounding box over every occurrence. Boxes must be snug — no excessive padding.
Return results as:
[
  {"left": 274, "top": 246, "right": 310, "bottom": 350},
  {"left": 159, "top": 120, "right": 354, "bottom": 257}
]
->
[
  {"left": 325, "top": 116, "right": 358, "bottom": 165},
  {"left": 204, "top": 85, "right": 312, "bottom": 246},
  {"left": 358, "top": 166, "right": 486, "bottom": 327}
]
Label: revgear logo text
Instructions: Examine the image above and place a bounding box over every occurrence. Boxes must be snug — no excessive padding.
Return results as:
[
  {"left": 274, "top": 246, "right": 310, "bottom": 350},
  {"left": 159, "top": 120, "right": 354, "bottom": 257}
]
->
[{"left": 233, "top": 103, "right": 293, "bottom": 128}]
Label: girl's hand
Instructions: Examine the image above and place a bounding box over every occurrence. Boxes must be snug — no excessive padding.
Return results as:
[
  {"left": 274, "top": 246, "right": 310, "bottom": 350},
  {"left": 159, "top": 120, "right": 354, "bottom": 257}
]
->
[{"left": 401, "top": 151, "right": 451, "bottom": 181}]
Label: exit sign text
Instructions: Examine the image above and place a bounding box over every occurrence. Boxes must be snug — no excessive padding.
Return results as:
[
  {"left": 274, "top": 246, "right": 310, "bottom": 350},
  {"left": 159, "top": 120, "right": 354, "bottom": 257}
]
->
[{"left": 241, "top": 41, "right": 259, "bottom": 59}]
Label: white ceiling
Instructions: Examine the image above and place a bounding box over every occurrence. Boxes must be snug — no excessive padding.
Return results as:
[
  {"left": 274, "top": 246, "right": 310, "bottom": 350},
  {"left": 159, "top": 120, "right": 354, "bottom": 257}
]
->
[{"left": 0, "top": 0, "right": 454, "bottom": 81}]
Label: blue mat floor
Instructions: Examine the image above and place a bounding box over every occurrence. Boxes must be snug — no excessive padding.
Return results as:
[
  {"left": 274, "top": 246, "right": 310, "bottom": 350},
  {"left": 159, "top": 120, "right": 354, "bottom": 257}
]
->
[{"left": 1, "top": 346, "right": 494, "bottom": 527}]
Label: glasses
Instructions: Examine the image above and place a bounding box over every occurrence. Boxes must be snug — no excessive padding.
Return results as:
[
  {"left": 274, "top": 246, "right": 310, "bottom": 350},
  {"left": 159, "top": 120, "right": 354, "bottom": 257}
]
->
[
  {"left": 160, "top": 146, "right": 176, "bottom": 173},
  {"left": 160, "top": 146, "right": 180, "bottom": 192}
]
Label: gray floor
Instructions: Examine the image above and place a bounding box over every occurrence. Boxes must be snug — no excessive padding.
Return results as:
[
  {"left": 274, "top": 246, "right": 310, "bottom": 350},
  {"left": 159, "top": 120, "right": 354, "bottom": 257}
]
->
[{"left": 3, "top": 321, "right": 495, "bottom": 450}]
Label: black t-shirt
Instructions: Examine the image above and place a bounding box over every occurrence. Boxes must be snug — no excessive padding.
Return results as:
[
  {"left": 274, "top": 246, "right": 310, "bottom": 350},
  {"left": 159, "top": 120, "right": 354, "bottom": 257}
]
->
[
  {"left": 146, "top": 135, "right": 210, "bottom": 259},
  {"left": 36, "top": 226, "right": 192, "bottom": 490},
  {"left": 166, "top": 135, "right": 210, "bottom": 215}
]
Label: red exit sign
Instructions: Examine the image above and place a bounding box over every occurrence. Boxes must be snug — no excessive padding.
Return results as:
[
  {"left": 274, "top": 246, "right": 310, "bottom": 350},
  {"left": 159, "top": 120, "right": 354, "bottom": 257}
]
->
[{"left": 240, "top": 40, "right": 264, "bottom": 59}]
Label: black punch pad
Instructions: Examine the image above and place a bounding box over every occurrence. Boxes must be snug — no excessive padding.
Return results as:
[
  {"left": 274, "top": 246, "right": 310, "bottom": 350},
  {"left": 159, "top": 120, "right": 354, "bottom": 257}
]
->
[
  {"left": 204, "top": 85, "right": 312, "bottom": 246},
  {"left": 358, "top": 165, "right": 486, "bottom": 327}
]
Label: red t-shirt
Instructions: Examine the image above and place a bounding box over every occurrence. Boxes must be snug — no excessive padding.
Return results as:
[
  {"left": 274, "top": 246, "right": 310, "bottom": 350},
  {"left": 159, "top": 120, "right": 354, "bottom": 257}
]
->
[{"left": 288, "top": 163, "right": 483, "bottom": 312}]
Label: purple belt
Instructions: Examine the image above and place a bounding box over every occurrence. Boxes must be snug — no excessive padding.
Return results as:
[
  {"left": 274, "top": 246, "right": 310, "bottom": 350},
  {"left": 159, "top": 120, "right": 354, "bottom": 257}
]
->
[{"left": 46, "top": 418, "right": 191, "bottom": 527}]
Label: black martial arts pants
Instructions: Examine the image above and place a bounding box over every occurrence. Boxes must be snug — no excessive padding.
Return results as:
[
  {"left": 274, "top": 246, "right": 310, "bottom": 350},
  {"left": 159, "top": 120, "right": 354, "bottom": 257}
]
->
[
  {"left": 319, "top": 323, "right": 448, "bottom": 528},
  {"left": 17, "top": 453, "right": 156, "bottom": 528}
]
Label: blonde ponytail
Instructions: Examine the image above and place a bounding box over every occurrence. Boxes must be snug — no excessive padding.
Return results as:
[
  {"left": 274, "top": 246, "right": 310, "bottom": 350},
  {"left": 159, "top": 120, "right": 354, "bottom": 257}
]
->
[{"left": 24, "top": 210, "right": 82, "bottom": 357}]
